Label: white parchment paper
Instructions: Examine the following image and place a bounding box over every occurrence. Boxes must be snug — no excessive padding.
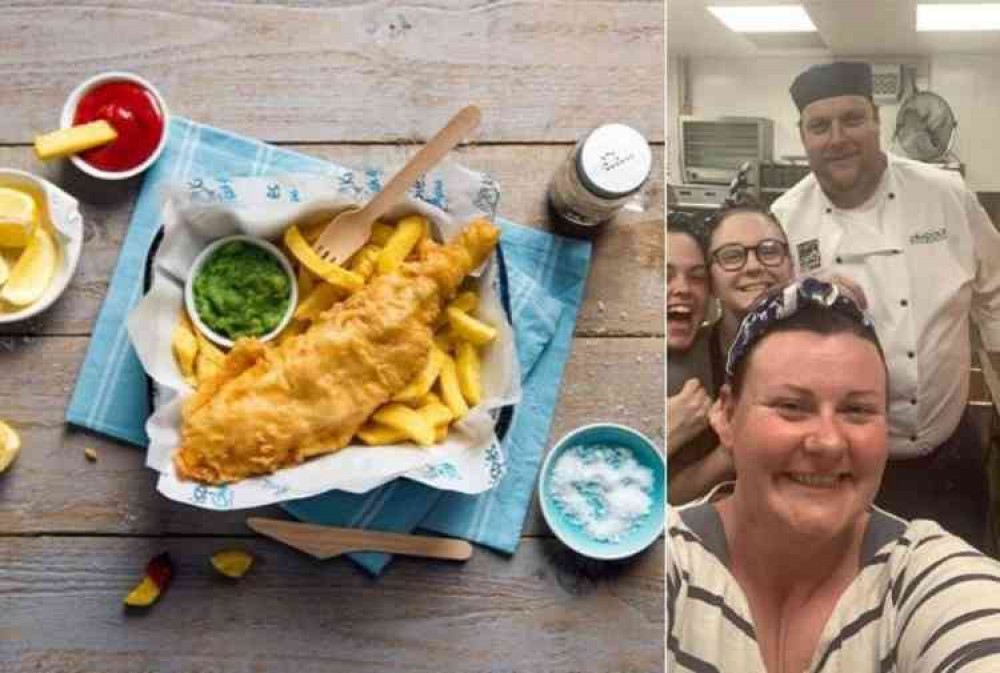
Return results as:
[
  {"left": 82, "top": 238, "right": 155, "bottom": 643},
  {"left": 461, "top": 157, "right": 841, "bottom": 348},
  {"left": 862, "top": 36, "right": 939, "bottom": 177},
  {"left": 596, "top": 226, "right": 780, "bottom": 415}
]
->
[{"left": 127, "top": 165, "right": 520, "bottom": 510}]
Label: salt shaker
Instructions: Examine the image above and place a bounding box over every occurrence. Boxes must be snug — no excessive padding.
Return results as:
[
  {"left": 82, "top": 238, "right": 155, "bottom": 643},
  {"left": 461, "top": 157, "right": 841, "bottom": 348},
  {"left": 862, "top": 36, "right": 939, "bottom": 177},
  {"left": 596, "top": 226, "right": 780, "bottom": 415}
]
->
[{"left": 547, "top": 123, "right": 653, "bottom": 228}]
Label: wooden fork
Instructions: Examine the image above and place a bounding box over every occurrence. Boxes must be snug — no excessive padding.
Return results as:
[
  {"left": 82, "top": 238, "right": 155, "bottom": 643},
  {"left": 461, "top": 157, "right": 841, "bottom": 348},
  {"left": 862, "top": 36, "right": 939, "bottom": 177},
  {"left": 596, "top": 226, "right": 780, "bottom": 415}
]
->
[
  {"left": 312, "top": 105, "right": 483, "bottom": 265},
  {"left": 247, "top": 517, "right": 473, "bottom": 561}
]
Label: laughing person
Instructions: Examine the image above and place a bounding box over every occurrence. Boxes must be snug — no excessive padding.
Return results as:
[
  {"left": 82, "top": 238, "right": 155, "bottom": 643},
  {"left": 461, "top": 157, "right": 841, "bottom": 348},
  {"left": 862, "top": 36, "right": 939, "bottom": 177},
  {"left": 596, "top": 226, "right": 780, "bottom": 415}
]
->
[
  {"left": 667, "top": 213, "right": 727, "bottom": 504},
  {"left": 668, "top": 278, "right": 1000, "bottom": 673},
  {"left": 771, "top": 61, "right": 1000, "bottom": 549}
]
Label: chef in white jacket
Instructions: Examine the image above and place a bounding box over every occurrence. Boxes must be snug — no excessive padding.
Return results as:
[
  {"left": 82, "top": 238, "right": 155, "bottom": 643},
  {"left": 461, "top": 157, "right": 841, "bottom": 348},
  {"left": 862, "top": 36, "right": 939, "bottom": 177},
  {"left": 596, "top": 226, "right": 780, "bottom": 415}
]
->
[{"left": 772, "top": 61, "right": 1000, "bottom": 550}]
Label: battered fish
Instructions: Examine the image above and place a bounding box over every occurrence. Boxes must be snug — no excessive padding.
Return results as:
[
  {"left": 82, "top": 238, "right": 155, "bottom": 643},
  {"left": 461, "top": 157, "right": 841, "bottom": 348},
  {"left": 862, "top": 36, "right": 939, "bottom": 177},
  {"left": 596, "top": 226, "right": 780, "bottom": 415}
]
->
[{"left": 175, "top": 218, "right": 500, "bottom": 484}]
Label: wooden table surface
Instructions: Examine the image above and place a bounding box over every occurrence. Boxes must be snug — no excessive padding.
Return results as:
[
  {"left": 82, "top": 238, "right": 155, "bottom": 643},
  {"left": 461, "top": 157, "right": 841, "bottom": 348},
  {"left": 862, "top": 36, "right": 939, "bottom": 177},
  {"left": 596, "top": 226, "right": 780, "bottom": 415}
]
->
[{"left": 0, "top": 3, "right": 665, "bottom": 672}]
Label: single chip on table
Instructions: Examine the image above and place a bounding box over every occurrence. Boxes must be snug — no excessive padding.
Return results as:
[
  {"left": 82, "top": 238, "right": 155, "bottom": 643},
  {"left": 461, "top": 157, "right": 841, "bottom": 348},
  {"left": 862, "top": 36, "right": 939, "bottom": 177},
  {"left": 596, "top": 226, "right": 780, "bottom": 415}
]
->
[
  {"left": 124, "top": 552, "right": 174, "bottom": 608},
  {"left": 210, "top": 549, "right": 254, "bottom": 579},
  {"left": 0, "top": 420, "right": 21, "bottom": 473}
]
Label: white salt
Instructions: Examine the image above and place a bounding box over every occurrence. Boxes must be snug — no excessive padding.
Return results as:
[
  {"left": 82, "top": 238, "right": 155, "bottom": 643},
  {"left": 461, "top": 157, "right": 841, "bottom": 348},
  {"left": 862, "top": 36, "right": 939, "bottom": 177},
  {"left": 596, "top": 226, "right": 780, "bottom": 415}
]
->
[{"left": 548, "top": 444, "right": 655, "bottom": 543}]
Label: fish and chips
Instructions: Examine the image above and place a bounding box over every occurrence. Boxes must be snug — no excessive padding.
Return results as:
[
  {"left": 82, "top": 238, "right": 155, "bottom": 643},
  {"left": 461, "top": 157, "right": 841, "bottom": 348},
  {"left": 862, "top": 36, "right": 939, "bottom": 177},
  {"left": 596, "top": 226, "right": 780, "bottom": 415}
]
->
[{"left": 170, "top": 215, "right": 501, "bottom": 485}]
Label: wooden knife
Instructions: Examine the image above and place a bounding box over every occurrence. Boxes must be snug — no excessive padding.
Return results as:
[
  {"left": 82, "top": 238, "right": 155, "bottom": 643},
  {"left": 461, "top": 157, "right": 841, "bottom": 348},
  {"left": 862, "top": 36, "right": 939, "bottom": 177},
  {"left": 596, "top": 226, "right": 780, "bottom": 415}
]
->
[{"left": 246, "top": 517, "right": 473, "bottom": 561}]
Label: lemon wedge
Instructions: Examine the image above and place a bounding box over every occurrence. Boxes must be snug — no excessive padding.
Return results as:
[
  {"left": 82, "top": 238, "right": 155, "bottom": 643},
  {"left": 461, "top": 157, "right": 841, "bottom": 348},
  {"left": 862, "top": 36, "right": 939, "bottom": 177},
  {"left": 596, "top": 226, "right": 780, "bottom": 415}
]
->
[
  {"left": 0, "top": 186, "right": 37, "bottom": 248},
  {"left": 0, "top": 420, "right": 21, "bottom": 473},
  {"left": 0, "top": 227, "right": 57, "bottom": 307}
]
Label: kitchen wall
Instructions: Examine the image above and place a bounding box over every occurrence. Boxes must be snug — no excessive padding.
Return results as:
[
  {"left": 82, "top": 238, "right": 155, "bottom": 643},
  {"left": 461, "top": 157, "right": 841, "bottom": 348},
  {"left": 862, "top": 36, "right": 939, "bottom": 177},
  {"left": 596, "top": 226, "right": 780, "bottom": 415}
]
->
[
  {"left": 666, "top": 54, "right": 682, "bottom": 182},
  {"left": 667, "top": 53, "right": 1000, "bottom": 192},
  {"left": 932, "top": 54, "right": 1000, "bottom": 191}
]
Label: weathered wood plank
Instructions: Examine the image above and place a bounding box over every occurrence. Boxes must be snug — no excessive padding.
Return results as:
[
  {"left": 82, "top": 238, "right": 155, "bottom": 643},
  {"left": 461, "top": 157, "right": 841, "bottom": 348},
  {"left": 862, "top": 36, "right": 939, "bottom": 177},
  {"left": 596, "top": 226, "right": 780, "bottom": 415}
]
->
[
  {"left": 0, "top": 144, "right": 663, "bottom": 336},
  {"left": 1, "top": 1, "right": 667, "bottom": 664},
  {"left": 0, "top": 535, "right": 663, "bottom": 673},
  {"left": 1, "top": 1, "right": 663, "bottom": 144},
  {"left": 0, "top": 336, "right": 662, "bottom": 535}
]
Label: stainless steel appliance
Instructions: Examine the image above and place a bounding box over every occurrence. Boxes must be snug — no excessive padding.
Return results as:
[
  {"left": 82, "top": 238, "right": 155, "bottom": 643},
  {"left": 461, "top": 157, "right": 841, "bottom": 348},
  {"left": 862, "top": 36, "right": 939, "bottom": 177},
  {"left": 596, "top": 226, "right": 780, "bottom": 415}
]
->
[{"left": 679, "top": 116, "right": 774, "bottom": 185}]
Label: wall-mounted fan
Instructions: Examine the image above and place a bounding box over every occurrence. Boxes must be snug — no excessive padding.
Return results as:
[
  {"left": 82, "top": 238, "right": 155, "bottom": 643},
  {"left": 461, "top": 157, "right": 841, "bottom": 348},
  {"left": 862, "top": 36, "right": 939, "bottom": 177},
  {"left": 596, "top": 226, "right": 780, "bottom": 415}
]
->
[{"left": 892, "top": 88, "right": 958, "bottom": 163}]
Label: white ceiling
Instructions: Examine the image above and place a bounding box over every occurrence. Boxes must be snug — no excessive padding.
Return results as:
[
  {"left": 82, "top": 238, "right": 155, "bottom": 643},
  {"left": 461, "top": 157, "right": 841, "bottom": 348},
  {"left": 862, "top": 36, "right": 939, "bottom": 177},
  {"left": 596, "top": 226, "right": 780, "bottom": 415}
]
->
[{"left": 668, "top": 0, "right": 1000, "bottom": 57}]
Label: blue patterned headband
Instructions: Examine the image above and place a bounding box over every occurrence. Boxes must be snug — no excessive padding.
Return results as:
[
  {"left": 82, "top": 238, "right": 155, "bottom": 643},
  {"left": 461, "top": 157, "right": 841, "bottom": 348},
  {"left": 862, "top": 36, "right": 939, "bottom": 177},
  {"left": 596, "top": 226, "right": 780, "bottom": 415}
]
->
[{"left": 725, "top": 277, "right": 879, "bottom": 378}]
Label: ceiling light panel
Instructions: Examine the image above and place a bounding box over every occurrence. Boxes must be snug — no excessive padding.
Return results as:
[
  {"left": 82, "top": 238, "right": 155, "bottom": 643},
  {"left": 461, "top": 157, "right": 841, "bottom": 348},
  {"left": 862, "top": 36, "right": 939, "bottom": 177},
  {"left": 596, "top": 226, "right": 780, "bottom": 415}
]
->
[
  {"left": 918, "top": 4, "right": 1000, "bottom": 31},
  {"left": 707, "top": 5, "right": 817, "bottom": 33}
]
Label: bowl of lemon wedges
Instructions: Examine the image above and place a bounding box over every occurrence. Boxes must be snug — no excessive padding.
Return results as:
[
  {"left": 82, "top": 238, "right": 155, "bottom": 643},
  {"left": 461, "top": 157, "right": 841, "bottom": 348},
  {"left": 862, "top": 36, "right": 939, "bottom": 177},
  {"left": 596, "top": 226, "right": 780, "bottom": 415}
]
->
[{"left": 0, "top": 169, "right": 83, "bottom": 324}]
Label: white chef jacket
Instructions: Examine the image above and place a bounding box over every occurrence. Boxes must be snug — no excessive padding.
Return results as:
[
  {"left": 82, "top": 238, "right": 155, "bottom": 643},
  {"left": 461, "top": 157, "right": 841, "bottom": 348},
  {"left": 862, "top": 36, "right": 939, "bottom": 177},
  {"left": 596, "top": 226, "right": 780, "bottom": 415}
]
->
[{"left": 772, "top": 152, "right": 1000, "bottom": 458}]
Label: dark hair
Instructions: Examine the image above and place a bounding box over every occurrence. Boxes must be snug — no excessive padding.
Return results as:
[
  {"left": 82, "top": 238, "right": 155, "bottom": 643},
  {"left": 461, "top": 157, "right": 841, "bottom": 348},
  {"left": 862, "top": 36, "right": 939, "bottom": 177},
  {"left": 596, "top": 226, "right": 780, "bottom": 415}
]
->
[
  {"left": 667, "top": 210, "right": 708, "bottom": 259},
  {"left": 702, "top": 197, "right": 786, "bottom": 253},
  {"left": 730, "top": 302, "right": 888, "bottom": 402}
]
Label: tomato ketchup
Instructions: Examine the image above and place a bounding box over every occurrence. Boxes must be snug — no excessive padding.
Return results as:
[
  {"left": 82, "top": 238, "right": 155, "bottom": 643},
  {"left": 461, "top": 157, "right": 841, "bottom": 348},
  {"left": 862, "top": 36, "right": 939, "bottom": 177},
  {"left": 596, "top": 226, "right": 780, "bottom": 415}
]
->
[{"left": 72, "top": 81, "right": 164, "bottom": 172}]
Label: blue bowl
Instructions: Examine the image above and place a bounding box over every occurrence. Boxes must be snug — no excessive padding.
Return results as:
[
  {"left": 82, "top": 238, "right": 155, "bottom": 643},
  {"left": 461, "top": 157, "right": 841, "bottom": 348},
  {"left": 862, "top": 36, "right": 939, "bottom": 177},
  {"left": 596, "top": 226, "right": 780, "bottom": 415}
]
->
[{"left": 539, "top": 423, "right": 665, "bottom": 561}]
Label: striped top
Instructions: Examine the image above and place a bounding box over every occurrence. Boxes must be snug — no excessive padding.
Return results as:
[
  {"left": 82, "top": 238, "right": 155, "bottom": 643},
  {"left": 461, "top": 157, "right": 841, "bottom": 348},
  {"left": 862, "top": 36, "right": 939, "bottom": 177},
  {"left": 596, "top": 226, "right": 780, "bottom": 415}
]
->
[{"left": 668, "top": 486, "right": 1000, "bottom": 673}]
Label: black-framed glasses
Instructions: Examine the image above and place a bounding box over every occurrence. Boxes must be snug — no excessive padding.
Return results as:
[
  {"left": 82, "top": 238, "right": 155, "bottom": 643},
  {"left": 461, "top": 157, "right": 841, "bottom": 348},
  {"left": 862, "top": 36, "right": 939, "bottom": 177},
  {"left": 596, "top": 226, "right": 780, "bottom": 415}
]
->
[{"left": 710, "top": 239, "right": 789, "bottom": 271}]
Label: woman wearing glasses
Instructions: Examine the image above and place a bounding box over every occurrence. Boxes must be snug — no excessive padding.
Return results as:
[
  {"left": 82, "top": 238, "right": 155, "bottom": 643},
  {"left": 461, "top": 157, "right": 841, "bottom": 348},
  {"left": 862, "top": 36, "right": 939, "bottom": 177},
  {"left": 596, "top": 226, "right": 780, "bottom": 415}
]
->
[{"left": 704, "top": 202, "right": 795, "bottom": 404}]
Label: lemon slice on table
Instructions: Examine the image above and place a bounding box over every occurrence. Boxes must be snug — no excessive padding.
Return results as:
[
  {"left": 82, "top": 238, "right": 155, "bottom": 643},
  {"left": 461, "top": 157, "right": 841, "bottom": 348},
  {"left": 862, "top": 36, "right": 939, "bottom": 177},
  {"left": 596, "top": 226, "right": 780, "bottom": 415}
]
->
[
  {"left": 0, "top": 420, "right": 21, "bottom": 473},
  {"left": 0, "top": 227, "right": 57, "bottom": 307},
  {"left": 0, "top": 186, "right": 37, "bottom": 248}
]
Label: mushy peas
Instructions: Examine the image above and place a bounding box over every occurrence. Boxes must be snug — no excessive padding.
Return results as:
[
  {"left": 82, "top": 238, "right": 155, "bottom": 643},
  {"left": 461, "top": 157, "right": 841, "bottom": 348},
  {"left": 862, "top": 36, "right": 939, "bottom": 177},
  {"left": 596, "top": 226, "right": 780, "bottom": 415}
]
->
[{"left": 193, "top": 241, "right": 291, "bottom": 340}]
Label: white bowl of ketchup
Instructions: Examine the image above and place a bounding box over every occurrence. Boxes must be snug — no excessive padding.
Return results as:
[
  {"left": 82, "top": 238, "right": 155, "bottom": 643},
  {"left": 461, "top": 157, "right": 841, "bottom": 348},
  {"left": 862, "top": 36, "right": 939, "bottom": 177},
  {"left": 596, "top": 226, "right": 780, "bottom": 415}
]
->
[{"left": 60, "top": 71, "right": 169, "bottom": 180}]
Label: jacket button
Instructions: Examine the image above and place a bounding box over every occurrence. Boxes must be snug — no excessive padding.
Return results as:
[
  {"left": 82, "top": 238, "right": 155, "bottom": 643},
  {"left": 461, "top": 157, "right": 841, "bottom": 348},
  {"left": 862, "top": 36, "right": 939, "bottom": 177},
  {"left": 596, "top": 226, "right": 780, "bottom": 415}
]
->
[
  {"left": 901, "top": 299, "right": 908, "bottom": 307},
  {"left": 836, "top": 256, "right": 842, "bottom": 264},
  {"left": 908, "top": 351, "right": 916, "bottom": 358},
  {"left": 889, "top": 192, "right": 896, "bottom": 200},
  {"left": 825, "top": 207, "right": 832, "bottom": 214}
]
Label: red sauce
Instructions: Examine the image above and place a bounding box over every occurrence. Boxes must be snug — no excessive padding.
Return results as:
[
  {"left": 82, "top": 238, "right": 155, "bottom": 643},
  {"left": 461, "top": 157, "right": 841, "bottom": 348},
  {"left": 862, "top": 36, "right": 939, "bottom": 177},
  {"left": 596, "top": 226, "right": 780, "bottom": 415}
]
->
[{"left": 72, "top": 81, "right": 164, "bottom": 172}]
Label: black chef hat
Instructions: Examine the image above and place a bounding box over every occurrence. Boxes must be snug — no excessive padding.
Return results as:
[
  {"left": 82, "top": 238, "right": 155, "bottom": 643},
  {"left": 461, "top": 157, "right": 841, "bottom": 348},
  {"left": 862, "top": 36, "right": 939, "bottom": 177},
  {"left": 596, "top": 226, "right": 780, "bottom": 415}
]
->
[{"left": 790, "top": 61, "right": 873, "bottom": 112}]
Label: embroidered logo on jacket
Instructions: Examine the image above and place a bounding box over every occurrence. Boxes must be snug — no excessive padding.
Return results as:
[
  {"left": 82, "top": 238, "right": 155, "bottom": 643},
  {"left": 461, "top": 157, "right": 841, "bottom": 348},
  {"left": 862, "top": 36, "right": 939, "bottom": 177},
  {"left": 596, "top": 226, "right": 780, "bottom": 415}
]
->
[
  {"left": 797, "top": 239, "right": 821, "bottom": 271},
  {"left": 909, "top": 227, "right": 947, "bottom": 245}
]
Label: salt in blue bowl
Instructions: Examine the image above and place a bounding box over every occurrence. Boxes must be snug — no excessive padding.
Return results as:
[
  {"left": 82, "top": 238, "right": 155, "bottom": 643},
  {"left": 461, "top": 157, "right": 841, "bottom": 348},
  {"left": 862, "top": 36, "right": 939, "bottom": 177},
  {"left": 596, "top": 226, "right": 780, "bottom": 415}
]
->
[{"left": 538, "top": 423, "right": 665, "bottom": 561}]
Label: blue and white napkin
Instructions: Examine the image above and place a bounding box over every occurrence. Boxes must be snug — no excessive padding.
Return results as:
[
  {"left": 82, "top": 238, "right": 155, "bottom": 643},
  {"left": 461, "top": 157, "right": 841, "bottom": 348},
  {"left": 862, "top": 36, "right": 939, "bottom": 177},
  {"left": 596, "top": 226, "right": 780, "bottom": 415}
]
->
[{"left": 66, "top": 117, "right": 590, "bottom": 574}]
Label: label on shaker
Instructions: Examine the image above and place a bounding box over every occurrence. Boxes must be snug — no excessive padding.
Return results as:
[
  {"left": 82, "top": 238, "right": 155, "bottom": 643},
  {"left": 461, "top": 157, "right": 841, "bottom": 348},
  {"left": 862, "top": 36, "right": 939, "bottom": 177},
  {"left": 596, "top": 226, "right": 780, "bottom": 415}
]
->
[
  {"left": 578, "top": 124, "right": 652, "bottom": 199},
  {"left": 548, "top": 124, "right": 652, "bottom": 227}
]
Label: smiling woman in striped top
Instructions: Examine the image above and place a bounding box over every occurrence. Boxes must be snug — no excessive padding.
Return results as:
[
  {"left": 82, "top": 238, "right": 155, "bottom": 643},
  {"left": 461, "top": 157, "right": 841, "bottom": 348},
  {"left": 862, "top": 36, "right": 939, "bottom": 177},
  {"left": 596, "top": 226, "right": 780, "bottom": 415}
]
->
[{"left": 668, "top": 278, "right": 1000, "bottom": 673}]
